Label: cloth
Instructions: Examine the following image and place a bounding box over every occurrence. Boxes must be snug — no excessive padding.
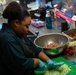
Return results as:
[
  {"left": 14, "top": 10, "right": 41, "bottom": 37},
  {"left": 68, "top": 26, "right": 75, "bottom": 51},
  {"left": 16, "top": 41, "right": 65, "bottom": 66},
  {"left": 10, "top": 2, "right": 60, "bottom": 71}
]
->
[{"left": 0, "top": 23, "right": 41, "bottom": 75}]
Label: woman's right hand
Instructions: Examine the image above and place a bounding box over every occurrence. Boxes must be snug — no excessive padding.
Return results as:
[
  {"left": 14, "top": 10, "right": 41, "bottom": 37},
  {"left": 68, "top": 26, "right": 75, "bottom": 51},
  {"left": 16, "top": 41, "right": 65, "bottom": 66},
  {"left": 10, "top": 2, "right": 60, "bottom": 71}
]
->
[
  {"left": 38, "top": 60, "right": 47, "bottom": 70},
  {"left": 33, "top": 58, "right": 47, "bottom": 70}
]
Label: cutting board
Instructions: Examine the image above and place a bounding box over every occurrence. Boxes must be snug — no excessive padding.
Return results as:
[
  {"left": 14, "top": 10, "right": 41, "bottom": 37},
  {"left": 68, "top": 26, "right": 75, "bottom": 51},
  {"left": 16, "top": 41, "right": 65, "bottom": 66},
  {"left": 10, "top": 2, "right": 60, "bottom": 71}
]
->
[{"left": 35, "top": 57, "right": 76, "bottom": 75}]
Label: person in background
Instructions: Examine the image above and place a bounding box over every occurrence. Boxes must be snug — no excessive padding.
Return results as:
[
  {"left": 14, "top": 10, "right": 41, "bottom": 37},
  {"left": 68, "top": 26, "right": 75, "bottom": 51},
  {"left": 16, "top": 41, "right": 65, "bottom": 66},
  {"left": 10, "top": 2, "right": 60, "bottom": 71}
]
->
[
  {"left": 69, "top": 0, "right": 76, "bottom": 14},
  {"left": 64, "top": 0, "right": 76, "bottom": 14},
  {"left": 0, "top": 2, "right": 64, "bottom": 75}
]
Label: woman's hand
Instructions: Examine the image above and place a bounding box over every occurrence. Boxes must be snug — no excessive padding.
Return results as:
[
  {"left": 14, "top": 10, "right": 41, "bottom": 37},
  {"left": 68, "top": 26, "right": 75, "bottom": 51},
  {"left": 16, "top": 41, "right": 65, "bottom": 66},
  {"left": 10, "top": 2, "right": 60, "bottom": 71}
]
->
[
  {"left": 33, "top": 58, "right": 47, "bottom": 70},
  {"left": 46, "top": 59, "right": 64, "bottom": 67},
  {"left": 38, "top": 60, "right": 47, "bottom": 70}
]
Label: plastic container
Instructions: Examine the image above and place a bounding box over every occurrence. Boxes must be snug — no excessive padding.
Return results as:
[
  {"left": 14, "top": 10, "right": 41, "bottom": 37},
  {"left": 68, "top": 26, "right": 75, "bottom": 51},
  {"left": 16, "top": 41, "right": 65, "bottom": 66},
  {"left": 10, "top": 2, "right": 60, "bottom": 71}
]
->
[
  {"left": 61, "top": 20, "right": 68, "bottom": 32},
  {"left": 45, "top": 10, "right": 52, "bottom": 29}
]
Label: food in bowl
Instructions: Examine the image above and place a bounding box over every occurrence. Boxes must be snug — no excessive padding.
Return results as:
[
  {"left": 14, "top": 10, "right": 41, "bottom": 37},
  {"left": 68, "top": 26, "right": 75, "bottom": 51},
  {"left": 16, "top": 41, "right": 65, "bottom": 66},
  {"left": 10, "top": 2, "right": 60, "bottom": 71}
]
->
[
  {"left": 69, "top": 33, "right": 76, "bottom": 38},
  {"left": 34, "top": 33, "right": 69, "bottom": 55},
  {"left": 63, "top": 29, "right": 76, "bottom": 39},
  {"left": 44, "top": 42, "right": 60, "bottom": 48}
]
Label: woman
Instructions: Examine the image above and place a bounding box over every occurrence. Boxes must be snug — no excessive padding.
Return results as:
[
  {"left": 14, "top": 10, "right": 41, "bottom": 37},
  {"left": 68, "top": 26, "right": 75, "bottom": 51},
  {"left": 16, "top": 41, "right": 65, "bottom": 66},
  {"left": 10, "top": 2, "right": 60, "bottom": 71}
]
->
[{"left": 0, "top": 2, "right": 64, "bottom": 75}]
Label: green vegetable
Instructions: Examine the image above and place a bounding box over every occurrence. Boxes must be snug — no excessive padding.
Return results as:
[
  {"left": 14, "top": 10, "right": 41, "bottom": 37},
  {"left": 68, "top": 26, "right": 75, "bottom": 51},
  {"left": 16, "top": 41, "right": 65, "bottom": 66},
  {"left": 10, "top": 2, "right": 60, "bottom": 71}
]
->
[{"left": 42, "top": 64, "right": 71, "bottom": 75}]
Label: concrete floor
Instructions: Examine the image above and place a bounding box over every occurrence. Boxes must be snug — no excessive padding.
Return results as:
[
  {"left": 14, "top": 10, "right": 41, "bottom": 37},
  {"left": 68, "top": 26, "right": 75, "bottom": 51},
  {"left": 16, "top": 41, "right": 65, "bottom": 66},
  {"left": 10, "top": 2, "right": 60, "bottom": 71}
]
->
[{"left": 29, "top": 21, "right": 61, "bottom": 36}]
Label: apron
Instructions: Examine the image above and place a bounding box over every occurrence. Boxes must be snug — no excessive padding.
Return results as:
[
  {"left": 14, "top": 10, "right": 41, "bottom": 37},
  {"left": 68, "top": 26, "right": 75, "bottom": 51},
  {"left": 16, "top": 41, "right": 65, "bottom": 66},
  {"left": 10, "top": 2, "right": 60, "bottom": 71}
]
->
[
  {"left": 21, "top": 37, "right": 36, "bottom": 58},
  {"left": 17, "top": 36, "right": 37, "bottom": 75}
]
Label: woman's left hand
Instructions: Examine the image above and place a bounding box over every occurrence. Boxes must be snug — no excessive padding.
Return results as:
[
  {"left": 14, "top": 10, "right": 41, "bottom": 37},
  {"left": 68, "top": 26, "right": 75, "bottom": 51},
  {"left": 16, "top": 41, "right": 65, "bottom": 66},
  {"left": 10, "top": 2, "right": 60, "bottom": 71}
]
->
[{"left": 46, "top": 59, "right": 64, "bottom": 67}]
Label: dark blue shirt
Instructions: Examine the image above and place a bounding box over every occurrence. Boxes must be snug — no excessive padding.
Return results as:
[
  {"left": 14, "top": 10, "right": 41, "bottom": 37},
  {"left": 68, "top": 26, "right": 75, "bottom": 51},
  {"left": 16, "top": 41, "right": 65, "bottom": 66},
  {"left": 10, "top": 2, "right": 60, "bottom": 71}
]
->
[{"left": 0, "top": 23, "right": 41, "bottom": 75}]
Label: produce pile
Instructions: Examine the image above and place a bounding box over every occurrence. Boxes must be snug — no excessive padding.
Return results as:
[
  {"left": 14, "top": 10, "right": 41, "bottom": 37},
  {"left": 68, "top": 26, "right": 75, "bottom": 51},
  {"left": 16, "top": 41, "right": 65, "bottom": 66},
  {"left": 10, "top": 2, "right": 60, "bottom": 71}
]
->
[{"left": 42, "top": 64, "right": 71, "bottom": 75}]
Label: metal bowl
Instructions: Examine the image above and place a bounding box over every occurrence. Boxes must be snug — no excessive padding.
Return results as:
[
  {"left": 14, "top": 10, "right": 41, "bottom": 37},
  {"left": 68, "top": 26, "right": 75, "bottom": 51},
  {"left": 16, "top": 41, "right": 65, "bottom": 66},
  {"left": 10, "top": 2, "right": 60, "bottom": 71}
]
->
[{"left": 34, "top": 33, "right": 69, "bottom": 55}]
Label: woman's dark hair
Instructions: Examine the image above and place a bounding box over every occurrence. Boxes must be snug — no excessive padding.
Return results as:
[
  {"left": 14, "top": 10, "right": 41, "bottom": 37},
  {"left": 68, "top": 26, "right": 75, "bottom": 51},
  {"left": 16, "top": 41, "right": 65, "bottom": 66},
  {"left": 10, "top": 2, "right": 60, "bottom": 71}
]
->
[{"left": 2, "top": 1, "right": 30, "bottom": 22}]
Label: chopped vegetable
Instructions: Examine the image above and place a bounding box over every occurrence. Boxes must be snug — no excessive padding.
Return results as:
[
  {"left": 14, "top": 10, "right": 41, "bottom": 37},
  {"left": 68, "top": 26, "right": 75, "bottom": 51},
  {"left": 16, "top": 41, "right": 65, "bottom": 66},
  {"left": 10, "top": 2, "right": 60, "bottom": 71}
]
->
[
  {"left": 42, "top": 64, "right": 71, "bottom": 75},
  {"left": 58, "top": 64, "right": 71, "bottom": 75}
]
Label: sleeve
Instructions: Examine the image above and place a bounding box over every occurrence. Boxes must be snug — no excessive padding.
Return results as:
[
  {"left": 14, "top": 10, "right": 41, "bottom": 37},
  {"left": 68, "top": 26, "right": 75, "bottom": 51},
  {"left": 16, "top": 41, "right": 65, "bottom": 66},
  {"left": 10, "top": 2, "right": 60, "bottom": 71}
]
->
[
  {"left": 1, "top": 39, "right": 34, "bottom": 71},
  {"left": 23, "top": 35, "right": 42, "bottom": 57},
  {"left": 34, "top": 45, "right": 42, "bottom": 57},
  {"left": 28, "top": 39, "right": 42, "bottom": 57}
]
